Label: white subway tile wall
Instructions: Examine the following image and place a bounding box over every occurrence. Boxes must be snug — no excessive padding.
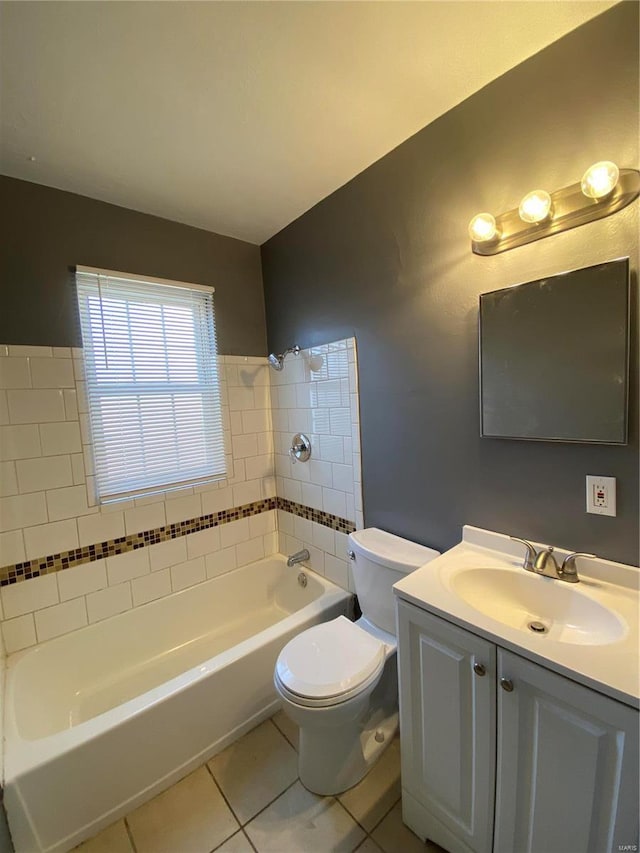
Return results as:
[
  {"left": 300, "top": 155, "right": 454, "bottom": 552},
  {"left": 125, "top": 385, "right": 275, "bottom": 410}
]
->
[
  {"left": 170, "top": 556, "right": 206, "bottom": 592},
  {"left": 272, "top": 338, "right": 362, "bottom": 593},
  {"left": 57, "top": 561, "right": 107, "bottom": 602},
  {"left": 0, "top": 531, "right": 26, "bottom": 567},
  {"left": 24, "top": 518, "right": 79, "bottom": 560},
  {"left": 132, "top": 568, "right": 172, "bottom": 607},
  {"left": 86, "top": 582, "right": 132, "bottom": 625},
  {"left": 34, "top": 597, "right": 87, "bottom": 643},
  {"left": 0, "top": 347, "right": 277, "bottom": 650},
  {"left": 0, "top": 339, "right": 362, "bottom": 651}
]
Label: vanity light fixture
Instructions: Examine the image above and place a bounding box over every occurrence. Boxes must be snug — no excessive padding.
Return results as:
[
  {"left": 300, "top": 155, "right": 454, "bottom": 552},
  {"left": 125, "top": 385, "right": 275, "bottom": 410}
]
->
[
  {"left": 518, "top": 190, "right": 553, "bottom": 224},
  {"left": 468, "top": 212, "right": 500, "bottom": 243},
  {"left": 469, "top": 161, "right": 639, "bottom": 255},
  {"left": 581, "top": 160, "right": 619, "bottom": 199}
]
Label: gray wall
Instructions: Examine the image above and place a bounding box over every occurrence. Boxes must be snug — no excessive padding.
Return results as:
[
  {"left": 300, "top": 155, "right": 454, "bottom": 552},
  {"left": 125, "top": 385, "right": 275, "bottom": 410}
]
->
[
  {"left": 0, "top": 177, "right": 266, "bottom": 356},
  {"left": 262, "top": 3, "right": 640, "bottom": 566}
]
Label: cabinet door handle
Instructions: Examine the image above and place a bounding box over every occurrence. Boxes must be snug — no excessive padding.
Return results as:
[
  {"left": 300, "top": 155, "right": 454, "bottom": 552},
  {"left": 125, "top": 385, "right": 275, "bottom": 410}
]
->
[
  {"left": 473, "top": 662, "right": 486, "bottom": 677},
  {"left": 500, "top": 677, "right": 514, "bottom": 692}
]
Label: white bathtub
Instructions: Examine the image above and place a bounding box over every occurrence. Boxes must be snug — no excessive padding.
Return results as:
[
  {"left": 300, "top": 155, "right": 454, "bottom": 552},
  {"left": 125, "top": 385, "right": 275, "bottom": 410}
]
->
[{"left": 3, "top": 555, "right": 352, "bottom": 853}]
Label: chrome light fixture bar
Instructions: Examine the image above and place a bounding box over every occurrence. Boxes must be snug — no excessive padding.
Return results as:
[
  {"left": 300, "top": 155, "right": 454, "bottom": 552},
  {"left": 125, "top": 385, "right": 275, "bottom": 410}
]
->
[{"left": 469, "top": 162, "right": 640, "bottom": 256}]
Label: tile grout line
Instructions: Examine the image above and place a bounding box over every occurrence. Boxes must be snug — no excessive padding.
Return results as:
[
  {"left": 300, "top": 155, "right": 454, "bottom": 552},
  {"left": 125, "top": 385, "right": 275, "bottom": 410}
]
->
[
  {"left": 123, "top": 816, "right": 138, "bottom": 853},
  {"left": 209, "top": 827, "right": 257, "bottom": 853},
  {"left": 204, "top": 749, "right": 306, "bottom": 837},
  {"left": 203, "top": 762, "right": 244, "bottom": 836},
  {"left": 241, "top": 828, "right": 260, "bottom": 853},
  {"left": 241, "top": 777, "right": 300, "bottom": 833},
  {"left": 363, "top": 793, "right": 402, "bottom": 836},
  {"left": 332, "top": 793, "right": 375, "bottom": 843},
  {"left": 268, "top": 715, "right": 298, "bottom": 752},
  {"left": 337, "top": 737, "right": 403, "bottom": 840},
  {"left": 354, "top": 836, "right": 379, "bottom": 852}
]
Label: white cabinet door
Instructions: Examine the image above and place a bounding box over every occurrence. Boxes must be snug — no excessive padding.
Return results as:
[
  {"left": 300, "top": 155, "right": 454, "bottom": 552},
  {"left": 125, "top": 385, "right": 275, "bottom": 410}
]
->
[
  {"left": 397, "top": 600, "right": 496, "bottom": 853},
  {"left": 495, "top": 649, "right": 639, "bottom": 853}
]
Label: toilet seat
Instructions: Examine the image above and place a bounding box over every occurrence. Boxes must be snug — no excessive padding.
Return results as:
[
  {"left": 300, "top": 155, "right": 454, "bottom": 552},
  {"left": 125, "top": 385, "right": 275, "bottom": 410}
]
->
[
  {"left": 275, "top": 616, "right": 385, "bottom": 706},
  {"left": 275, "top": 664, "right": 384, "bottom": 708}
]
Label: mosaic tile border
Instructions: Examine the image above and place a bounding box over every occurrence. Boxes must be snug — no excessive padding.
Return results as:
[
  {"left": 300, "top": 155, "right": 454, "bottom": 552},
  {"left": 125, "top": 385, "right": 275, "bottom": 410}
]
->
[
  {"left": 0, "top": 498, "right": 276, "bottom": 587},
  {"left": 0, "top": 498, "right": 355, "bottom": 587},
  {"left": 277, "top": 498, "right": 355, "bottom": 535}
]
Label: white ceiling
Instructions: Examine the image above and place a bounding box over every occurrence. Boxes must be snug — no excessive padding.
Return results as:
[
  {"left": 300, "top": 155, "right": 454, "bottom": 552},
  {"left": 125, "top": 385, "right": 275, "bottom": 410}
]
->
[{"left": 0, "top": 1, "right": 616, "bottom": 245}]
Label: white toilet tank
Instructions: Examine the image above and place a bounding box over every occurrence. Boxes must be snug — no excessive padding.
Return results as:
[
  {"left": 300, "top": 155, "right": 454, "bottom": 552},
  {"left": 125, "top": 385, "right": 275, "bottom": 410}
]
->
[{"left": 348, "top": 528, "right": 439, "bottom": 634}]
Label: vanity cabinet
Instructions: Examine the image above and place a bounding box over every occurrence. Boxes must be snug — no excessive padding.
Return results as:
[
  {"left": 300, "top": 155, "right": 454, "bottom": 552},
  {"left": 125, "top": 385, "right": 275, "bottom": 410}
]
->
[
  {"left": 397, "top": 603, "right": 496, "bottom": 853},
  {"left": 397, "top": 599, "right": 639, "bottom": 853}
]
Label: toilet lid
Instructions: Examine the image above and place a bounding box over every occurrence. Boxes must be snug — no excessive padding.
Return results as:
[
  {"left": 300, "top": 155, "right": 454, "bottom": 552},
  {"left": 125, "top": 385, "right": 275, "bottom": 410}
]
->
[{"left": 275, "top": 616, "right": 385, "bottom": 700}]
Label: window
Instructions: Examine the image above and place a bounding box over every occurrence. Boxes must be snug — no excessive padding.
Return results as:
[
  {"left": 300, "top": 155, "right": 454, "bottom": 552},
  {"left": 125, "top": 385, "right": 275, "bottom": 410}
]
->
[{"left": 76, "top": 266, "right": 226, "bottom": 503}]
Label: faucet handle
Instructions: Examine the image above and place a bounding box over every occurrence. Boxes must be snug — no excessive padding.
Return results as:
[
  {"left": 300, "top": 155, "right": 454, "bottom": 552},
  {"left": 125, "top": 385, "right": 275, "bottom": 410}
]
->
[
  {"left": 560, "top": 551, "right": 596, "bottom": 582},
  {"left": 510, "top": 536, "right": 537, "bottom": 571}
]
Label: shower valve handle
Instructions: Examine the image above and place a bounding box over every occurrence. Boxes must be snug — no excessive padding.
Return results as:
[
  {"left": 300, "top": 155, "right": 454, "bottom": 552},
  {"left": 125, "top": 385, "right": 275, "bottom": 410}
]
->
[{"left": 289, "top": 433, "right": 311, "bottom": 463}]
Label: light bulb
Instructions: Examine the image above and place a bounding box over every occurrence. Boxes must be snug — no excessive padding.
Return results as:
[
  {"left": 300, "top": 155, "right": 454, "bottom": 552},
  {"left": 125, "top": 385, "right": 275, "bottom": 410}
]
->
[
  {"left": 581, "top": 161, "right": 619, "bottom": 199},
  {"left": 518, "top": 190, "right": 553, "bottom": 224},
  {"left": 468, "top": 212, "right": 499, "bottom": 243}
]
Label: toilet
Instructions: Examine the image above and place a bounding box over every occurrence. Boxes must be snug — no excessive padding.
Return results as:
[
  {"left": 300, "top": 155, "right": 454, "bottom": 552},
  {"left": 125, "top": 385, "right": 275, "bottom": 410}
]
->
[{"left": 274, "top": 527, "right": 439, "bottom": 795}]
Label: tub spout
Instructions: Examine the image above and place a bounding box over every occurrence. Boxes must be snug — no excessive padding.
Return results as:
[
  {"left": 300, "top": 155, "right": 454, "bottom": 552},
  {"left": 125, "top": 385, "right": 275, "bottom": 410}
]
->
[{"left": 287, "top": 549, "right": 310, "bottom": 568}]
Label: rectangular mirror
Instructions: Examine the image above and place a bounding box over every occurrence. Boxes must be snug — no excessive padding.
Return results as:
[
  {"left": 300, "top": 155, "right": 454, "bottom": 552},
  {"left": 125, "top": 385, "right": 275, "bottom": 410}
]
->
[{"left": 479, "top": 257, "right": 630, "bottom": 444}]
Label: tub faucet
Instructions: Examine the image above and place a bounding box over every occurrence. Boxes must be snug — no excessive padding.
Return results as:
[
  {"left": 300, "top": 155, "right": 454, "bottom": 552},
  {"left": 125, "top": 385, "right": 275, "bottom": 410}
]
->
[{"left": 287, "top": 549, "right": 310, "bottom": 568}]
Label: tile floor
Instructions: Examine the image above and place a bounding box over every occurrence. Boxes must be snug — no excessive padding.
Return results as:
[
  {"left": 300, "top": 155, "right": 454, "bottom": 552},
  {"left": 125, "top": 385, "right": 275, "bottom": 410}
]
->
[{"left": 75, "top": 711, "right": 445, "bottom": 853}]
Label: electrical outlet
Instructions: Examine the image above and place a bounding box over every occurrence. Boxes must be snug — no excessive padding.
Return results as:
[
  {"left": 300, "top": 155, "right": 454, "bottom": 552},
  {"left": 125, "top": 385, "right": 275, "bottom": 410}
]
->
[{"left": 586, "top": 475, "right": 616, "bottom": 517}]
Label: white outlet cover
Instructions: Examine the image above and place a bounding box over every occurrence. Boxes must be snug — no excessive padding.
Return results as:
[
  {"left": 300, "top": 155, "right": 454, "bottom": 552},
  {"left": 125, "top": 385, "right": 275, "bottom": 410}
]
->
[{"left": 586, "top": 475, "right": 617, "bottom": 517}]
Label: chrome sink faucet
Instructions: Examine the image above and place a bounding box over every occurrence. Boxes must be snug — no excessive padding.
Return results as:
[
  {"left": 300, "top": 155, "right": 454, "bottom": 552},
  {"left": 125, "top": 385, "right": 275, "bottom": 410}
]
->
[{"left": 510, "top": 537, "right": 595, "bottom": 584}]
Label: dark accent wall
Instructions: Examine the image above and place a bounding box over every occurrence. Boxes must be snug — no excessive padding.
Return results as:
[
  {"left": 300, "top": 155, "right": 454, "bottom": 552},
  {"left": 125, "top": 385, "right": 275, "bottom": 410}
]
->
[
  {"left": 0, "top": 177, "right": 266, "bottom": 355},
  {"left": 262, "top": 3, "right": 640, "bottom": 565}
]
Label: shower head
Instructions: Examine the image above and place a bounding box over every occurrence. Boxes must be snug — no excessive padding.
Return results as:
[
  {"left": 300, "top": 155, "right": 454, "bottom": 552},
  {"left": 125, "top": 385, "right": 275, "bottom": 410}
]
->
[{"left": 268, "top": 345, "right": 300, "bottom": 371}]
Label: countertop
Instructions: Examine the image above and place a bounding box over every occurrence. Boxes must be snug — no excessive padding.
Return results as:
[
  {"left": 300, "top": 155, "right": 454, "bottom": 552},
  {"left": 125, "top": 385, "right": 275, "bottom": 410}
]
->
[{"left": 393, "top": 525, "right": 640, "bottom": 708}]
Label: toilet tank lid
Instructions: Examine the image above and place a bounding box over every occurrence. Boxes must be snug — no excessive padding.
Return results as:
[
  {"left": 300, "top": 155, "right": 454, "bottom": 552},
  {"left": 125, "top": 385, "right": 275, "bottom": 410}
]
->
[{"left": 348, "top": 528, "right": 439, "bottom": 574}]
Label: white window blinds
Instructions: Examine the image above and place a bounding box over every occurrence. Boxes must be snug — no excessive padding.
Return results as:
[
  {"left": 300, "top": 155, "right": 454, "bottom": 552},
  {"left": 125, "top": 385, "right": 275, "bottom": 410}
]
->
[{"left": 76, "top": 266, "right": 226, "bottom": 503}]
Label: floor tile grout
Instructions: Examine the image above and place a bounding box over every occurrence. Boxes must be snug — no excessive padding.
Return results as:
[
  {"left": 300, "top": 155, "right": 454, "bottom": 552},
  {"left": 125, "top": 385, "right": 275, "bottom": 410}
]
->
[
  {"left": 123, "top": 816, "right": 138, "bottom": 853},
  {"left": 354, "top": 836, "right": 379, "bottom": 853},
  {"left": 205, "top": 735, "right": 302, "bottom": 835},
  {"left": 209, "top": 827, "right": 259, "bottom": 853},
  {"left": 241, "top": 827, "right": 260, "bottom": 853},
  {"left": 364, "top": 793, "right": 402, "bottom": 836},
  {"left": 242, "top": 776, "right": 300, "bottom": 831},
  {"left": 269, "top": 713, "right": 298, "bottom": 752},
  {"left": 332, "top": 794, "right": 372, "bottom": 840},
  {"left": 268, "top": 715, "right": 295, "bottom": 750},
  {"left": 209, "top": 828, "right": 239, "bottom": 853},
  {"left": 204, "top": 762, "right": 243, "bottom": 839}
]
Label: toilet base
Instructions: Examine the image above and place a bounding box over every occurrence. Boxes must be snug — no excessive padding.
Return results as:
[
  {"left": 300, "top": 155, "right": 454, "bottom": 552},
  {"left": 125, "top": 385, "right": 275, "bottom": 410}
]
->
[{"left": 298, "top": 708, "right": 399, "bottom": 796}]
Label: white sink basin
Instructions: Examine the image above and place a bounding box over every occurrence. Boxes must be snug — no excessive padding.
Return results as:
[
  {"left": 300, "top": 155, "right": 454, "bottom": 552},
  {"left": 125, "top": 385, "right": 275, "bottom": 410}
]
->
[
  {"left": 449, "top": 567, "right": 625, "bottom": 645},
  {"left": 394, "top": 527, "right": 639, "bottom": 705}
]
